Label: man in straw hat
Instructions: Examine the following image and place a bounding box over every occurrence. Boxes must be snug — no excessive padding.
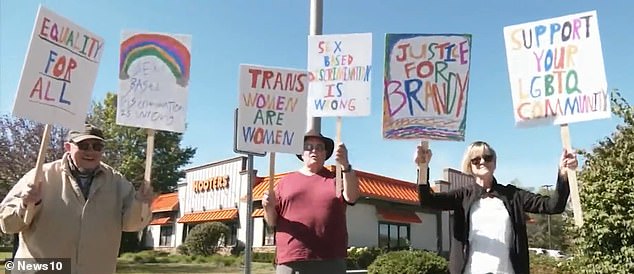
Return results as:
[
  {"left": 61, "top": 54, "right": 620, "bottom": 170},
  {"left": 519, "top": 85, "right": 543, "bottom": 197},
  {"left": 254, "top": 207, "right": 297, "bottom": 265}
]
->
[
  {"left": 0, "top": 124, "right": 153, "bottom": 274},
  {"left": 262, "top": 130, "right": 360, "bottom": 274}
]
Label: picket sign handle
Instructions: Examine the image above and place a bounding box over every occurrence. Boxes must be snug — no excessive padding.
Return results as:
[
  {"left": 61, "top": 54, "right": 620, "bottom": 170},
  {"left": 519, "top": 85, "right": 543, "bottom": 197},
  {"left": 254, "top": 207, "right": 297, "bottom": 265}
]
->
[
  {"left": 23, "top": 124, "right": 52, "bottom": 225},
  {"left": 140, "top": 128, "right": 155, "bottom": 221},
  {"left": 416, "top": 140, "right": 429, "bottom": 185},
  {"left": 144, "top": 129, "right": 155, "bottom": 185},
  {"left": 335, "top": 117, "right": 343, "bottom": 195},
  {"left": 268, "top": 152, "right": 275, "bottom": 193},
  {"left": 560, "top": 124, "right": 584, "bottom": 227}
]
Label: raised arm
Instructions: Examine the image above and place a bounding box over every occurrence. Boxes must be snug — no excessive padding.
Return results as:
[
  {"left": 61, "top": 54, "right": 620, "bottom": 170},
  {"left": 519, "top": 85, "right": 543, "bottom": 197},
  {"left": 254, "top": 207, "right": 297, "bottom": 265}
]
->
[
  {"left": 337, "top": 143, "right": 359, "bottom": 204},
  {"left": 521, "top": 149, "right": 577, "bottom": 214},
  {"left": 121, "top": 176, "right": 153, "bottom": 232},
  {"left": 418, "top": 167, "right": 464, "bottom": 210},
  {"left": 0, "top": 169, "right": 42, "bottom": 234},
  {"left": 415, "top": 146, "right": 464, "bottom": 210},
  {"left": 262, "top": 189, "right": 278, "bottom": 227}
]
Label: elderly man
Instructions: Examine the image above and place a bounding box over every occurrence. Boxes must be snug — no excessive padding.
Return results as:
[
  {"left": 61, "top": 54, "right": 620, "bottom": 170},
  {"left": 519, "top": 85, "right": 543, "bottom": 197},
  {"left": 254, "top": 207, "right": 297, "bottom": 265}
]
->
[
  {"left": 0, "top": 124, "right": 153, "bottom": 274},
  {"left": 262, "top": 131, "right": 360, "bottom": 274}
]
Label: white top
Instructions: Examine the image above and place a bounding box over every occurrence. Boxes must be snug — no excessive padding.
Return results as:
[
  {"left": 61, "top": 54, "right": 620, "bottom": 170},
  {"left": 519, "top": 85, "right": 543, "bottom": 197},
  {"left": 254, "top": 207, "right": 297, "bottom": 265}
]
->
[{"left": 464, "top": 197, "right": 515, "bottom": 274}]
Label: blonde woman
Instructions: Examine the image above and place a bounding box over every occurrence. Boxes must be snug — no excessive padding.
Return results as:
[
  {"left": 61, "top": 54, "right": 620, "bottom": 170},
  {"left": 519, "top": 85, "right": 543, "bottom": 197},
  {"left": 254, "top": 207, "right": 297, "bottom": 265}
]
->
[{"left": 416, "top": 141, "right": 577, "bottom": 274}]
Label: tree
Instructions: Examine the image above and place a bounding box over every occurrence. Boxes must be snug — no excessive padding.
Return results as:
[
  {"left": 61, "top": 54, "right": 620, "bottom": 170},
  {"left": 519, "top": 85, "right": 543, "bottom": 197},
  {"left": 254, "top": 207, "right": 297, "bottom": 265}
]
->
[
  {"left": 566, "top": 90, "right": 634, "bottom": 273},
  {"left": 86, "top": 92, "right": 196, "bottom": 253},
  {"left": 526, "top": 188, "right": 569, "bottom": 251},
  {"left": 0, "top": 116, "right": 66, "bottom": 246}
]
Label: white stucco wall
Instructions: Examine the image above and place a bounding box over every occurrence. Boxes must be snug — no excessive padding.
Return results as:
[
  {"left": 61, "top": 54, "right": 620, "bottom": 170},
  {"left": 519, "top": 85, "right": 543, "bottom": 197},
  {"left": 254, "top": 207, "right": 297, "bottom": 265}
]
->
[
  {"left": 347, "top": 203, "right": 379, "bottom": 247},
  {"left": 410, "top": 212, "right": 438, "bottom": 251},
  {"left": 252, "top": 217, "right": 265, "bottom": 247},
  {"left": 347, "top": 203, "right": 440, "bottom": 252},
  {"left": 145, "top": 225, "right": 159, "bottom": 247}
]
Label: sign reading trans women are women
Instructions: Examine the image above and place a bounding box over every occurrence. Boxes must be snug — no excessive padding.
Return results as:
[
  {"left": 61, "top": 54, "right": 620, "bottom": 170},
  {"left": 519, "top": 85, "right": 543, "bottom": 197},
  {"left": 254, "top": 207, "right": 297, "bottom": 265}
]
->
[
  {"left": 503, "top": 10, "right": 609, "bottom": 127},
  {"left": 237, "top": 64, "right": 308, "bottom": 154}
]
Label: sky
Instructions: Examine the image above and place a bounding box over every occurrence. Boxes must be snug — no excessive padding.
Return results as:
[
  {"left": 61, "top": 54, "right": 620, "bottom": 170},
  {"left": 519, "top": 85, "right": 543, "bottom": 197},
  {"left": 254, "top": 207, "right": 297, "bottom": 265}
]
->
[{"left": 1, "top": 0, "right": 632, "bottom": 189}]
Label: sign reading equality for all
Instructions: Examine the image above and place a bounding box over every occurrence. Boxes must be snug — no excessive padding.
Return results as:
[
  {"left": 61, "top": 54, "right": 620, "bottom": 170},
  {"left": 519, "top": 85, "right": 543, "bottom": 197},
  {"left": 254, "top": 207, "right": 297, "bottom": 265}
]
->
[
  {"left": 503, "top": 10, "right": 609, "bottom": 127},
  {"left": 12, "top": 5, "right": 104, "bottom": 130},
  {"left": 383, "top": 34, "right": 472, "bottom": 141},
  {"left": 117, "top": 31, "right": 191, "bottom": 133},
  {"left": 237, "top": 64, "right": 308, "bottom": 154},
  {"left": 307, "top": 33, "right": 372, "bottom": 117}
]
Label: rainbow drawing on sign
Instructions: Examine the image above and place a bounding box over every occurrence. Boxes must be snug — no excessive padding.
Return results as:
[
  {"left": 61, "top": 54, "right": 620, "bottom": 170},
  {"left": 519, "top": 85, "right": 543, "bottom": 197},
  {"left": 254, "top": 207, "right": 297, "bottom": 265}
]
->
[{"left": 119, "top": 33, "right": 191, "bottom": 87}]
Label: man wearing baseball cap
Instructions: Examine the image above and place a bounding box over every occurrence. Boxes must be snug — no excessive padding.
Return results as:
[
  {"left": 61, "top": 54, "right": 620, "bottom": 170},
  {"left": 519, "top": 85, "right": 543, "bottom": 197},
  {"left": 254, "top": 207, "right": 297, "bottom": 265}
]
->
[
  {"left": 262, "top": 130, "right": 360, "bottom": 274},
  {"left": 0, "top": 124, "right": 153, "bottom": 274}
]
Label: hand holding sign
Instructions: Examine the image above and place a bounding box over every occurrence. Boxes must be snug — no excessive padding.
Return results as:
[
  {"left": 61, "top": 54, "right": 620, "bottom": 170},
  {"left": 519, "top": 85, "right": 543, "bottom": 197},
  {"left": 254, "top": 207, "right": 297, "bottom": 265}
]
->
[
  {"left": 136, "top": 180, "right": 155, "bottom": 203},
  {"left": 415, "top": 141, "right": 432, "bottom": 185}
]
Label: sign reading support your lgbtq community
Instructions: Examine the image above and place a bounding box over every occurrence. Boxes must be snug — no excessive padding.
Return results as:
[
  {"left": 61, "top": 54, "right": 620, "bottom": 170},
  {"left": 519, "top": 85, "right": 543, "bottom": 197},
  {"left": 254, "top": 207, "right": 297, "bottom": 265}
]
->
[
  {"left": 117, "top": 31, "right": 191, "bottom": 133},
  {"left": 503, "top": 10, "right": 609, "bottom": 127},
  {"left": 383, "top": 34, "right": 472, "bottom": 141},
  {"left": 237, "top": 64, "right": 308, "bottom": 154},
  {"left": 12, "top": 5, "right": 104, "bottom": 130},
  {"left": 307, "top": 33, "right": 372, "bottom": 117}
]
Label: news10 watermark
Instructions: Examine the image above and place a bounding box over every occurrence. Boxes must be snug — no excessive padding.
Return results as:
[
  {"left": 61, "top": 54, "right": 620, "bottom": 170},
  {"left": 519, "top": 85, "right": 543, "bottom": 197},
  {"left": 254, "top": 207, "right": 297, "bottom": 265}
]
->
[{"left": 4, "top": 258, "right": 70, "bottom": 274}]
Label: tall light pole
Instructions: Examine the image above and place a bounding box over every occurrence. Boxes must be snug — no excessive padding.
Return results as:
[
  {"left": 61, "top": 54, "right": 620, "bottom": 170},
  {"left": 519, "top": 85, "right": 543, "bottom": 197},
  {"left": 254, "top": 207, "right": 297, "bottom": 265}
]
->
[
  {"left": 542, "top": 184, "right": 553, "bottom": 249},
  {"left": 308, "top": 0, "right": 323, "bottom": 134}
]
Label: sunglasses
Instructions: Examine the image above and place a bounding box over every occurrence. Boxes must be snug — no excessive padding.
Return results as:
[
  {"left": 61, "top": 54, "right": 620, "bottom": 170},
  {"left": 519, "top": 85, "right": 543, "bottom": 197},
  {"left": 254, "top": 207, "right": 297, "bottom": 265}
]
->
[
  {"left": 72, "top": 141, "right": 105, "bottom": 152},
  {"left": 303, "top": 143, "right": 325, "bottom": 152},
  {"left": 470, "top": 154, "right": 494, "bottom": 165}
]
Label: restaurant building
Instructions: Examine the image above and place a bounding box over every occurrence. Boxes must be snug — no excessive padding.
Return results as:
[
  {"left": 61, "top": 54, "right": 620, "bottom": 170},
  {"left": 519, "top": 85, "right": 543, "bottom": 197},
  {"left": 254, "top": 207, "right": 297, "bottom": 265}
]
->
[{"left": 144, "top": 156, "right": 475, "bottom": 254}]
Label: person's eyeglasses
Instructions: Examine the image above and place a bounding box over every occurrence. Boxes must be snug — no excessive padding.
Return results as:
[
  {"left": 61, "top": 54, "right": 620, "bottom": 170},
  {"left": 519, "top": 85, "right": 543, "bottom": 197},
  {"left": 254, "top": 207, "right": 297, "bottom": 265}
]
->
[
  {"left": 470, "top": 154, "right": 494, "bottom": 165},
  {"left": 303, "top": 143, "right": 325, "bottom": 152},
  {"left": 72, "top": 141, "right": 105, "bottom": 152}
]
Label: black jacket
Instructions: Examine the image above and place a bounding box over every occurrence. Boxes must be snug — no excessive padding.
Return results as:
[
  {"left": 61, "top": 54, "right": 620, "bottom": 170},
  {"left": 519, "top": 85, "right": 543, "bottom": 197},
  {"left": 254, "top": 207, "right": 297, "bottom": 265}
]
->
[{"left": 418, "top": 170, "right": 569, "bottom": 274}]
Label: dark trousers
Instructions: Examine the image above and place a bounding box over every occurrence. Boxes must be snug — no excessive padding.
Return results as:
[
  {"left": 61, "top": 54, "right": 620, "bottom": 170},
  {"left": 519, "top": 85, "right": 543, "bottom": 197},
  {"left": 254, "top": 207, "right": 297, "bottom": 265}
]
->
[{"left": 276, "top": 259, "right": 346, "bottom": 274}]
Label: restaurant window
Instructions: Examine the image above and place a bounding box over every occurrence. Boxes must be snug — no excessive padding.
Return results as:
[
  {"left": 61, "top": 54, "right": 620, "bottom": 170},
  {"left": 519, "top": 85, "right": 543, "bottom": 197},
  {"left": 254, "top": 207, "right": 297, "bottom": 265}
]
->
[
  {"left": 182, "top": 223, "right": 197, "bottom": 243},
  {"left": 159, "top": 225, "right": 173, "bottom": 246},
  {"left": 263, "top": 224, "right": 275, "bottom": 246},
  {"left": 378, "top": 222, "right": 410, "bottom": 250},
  {"left": 219, "top": 222, "right": 238, "bottom": 246}
]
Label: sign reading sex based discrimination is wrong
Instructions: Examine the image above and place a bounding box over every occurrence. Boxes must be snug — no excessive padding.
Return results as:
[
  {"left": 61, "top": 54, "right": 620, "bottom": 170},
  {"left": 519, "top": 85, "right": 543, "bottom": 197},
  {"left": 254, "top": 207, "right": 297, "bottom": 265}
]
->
[{"left": 117, "top": 31, "right": 192, "bottom": 133}]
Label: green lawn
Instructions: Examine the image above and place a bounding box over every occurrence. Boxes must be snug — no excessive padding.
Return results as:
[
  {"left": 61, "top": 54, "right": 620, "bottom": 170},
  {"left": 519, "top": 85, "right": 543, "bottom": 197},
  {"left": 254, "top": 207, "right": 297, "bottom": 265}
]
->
[
  {"left": 116, "top": 261, "right": 275, "bottom": 274},
  {"left": 0, "top": 252, "right": 12, "bottom": 261}
]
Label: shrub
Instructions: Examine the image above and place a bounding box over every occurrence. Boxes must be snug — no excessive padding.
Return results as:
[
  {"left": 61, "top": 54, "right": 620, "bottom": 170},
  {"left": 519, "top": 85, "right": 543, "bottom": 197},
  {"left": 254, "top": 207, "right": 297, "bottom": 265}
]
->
[
  {"left": 252, "top": 252, "right": 275, "bottom": 264},
  {"left": 368, "top": 250, "right": 448, "bottom": 274},
  {"left": 178, "top": 222, "right": 230, "bottom": 256},
  {"left": 530, "top": 253, "right": 567, "bottom": 274},
  {"left": 119, "top": 250, "right": 174, "bottom": 263},
  {"left": 347, "top": 246, "right": 385, "bottom": 269}
]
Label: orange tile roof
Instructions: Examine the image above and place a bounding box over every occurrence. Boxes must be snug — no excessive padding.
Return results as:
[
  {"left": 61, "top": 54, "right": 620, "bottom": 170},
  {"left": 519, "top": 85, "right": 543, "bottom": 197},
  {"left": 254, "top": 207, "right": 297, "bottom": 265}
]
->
[
  {"left": 178, "top": 208, "right": 238, "bottom": 224},
  {"left": 151, "top": 193, "right": 179, "bottom": 213},
  {"left": 251, "top": 171, "right": 293, "bottom": 200},
  {"left": 377, "top": 207, "right": 422, "bottom": 223},
  {"left": 252, "top": 208, "right": 264, "bottom": 217},
  {"left": 149, "top": 217, "right": 173, "bottom": 225},
  {"left": 356, "top": 169, "right": 419, "bottom": 205},
  {"left": 248, "top": 166, "right": 421, "bottom": 205}
]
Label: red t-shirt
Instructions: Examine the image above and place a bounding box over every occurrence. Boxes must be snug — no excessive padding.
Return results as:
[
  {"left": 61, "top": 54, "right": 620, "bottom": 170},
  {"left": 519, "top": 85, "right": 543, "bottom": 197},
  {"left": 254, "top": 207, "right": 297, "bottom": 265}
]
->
[{"left": 274, "top": 168, "right": 348, "bottom": 264}]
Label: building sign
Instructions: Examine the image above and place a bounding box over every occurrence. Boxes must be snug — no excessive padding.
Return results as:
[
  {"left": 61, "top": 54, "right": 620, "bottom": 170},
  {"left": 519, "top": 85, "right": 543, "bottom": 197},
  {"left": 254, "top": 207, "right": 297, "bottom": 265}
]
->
[{"left": 193, "top": 175, "right": 229, "bottom": 193}]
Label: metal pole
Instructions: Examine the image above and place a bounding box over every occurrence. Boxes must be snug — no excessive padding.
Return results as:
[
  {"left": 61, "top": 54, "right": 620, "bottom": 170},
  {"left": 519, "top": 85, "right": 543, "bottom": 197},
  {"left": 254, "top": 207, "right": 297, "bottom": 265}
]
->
[
  {"left": 244, "top": 154, "right": 255, "bottom": 274},
  {"left": 548, "top": 214, "right": 553, "bottom": 249},
  {"left": 542, "top": 184, "right": 553, "bottom": 249},
  {"left": 308, "top": 0, "right": 323, "bottom": 133}
]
